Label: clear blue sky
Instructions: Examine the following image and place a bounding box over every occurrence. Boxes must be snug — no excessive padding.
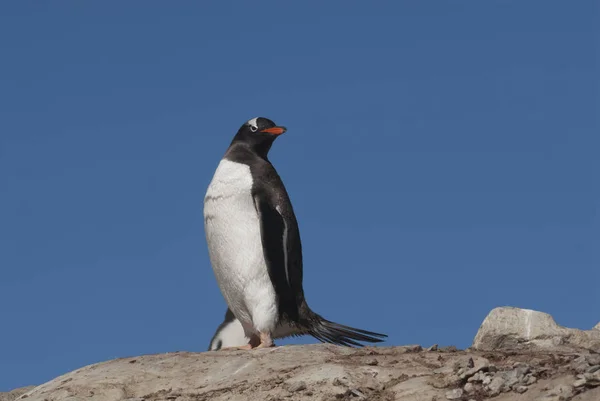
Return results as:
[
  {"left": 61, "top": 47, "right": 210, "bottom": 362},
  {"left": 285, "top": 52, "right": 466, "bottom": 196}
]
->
[{"left": 0, "top": 1, "right": 597, "bottom": 391}]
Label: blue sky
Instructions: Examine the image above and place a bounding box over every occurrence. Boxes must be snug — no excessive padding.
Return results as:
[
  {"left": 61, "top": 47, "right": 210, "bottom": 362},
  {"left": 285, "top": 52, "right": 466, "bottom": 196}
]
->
[{"left": 0, "top": 1, "right": 598, "bottom": 391}]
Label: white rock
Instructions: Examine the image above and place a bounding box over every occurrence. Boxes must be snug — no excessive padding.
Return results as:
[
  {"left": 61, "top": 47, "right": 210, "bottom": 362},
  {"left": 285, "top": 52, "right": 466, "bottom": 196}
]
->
[
  {"left": 445, "top": 388, "right": 463, "bottom": 400},
  {"left": 472, "top": 307, "right": 600, "bottom": 352}
]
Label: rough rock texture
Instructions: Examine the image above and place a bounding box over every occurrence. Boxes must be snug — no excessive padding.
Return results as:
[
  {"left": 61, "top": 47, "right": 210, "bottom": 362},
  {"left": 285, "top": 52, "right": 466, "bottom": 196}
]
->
[
  {"left": 594, "top": 322, "right": 600, "bottom": 331},
  {"left": 472, "top": 307, "right": 600, "bottom": 353},
  {"left": 0, "top": 386, "right": 35, "bottom": 401},
  {"left": 9, "top": 344, "right": 600, "bottom": 401},
  {"left": 5, "top": 308, "right": 600, "bottom": 401}
]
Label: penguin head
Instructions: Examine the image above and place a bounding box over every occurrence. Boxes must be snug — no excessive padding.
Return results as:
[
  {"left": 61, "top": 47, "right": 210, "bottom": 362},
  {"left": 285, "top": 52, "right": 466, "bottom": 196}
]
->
[
  {"left": 231, "top": 117, "right": 287, "bottom": 155},
  {"left": 241, "top": 117, "right": 286, "bottom": 137}
]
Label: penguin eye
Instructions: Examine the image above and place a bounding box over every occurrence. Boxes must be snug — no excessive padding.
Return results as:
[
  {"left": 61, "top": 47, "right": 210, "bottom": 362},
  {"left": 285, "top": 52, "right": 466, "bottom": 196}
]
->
[{"left": 249, "top": 125, "right": 258, "bottom": 133}]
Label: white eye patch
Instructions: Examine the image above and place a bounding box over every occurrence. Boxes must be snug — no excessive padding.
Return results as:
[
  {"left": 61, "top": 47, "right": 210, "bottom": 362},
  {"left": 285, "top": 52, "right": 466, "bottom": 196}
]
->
[{"left": 247, "top": 117, "right": 259, "bottom": 132}]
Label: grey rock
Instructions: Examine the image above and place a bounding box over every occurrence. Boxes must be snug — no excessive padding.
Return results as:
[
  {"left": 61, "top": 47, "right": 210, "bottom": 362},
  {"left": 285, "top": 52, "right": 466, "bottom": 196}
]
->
[
  {"left": 547, "top": 384, "right": 574, "bottom": 398},
  {"left": 472, "top": 307, "right": 600, "bottom": 352},
  {"left": 572, "top": 355, "right": 590, "bottom": 373},
  {"left": 573, "top": 378, "right": 587, "bottom": 388},
  {"left": 287, "top": 381, "right": 307, "bottom": 392},
  {"left": 427, "top": 344, "right": 439, "bottom": 351},
  {"left": 0, "top": 387, "right": 36, "bottom": 401},
  {"left": 463, "top": 382, "right": 474, "bottom": 393},
  {"left": 487, "top": 376, "right": 506, "bottom": 396},
  {"left": 587, "top": 365, "right": 600, "bottom": 373},
  {"left": 445, "top": 388, "right": 463, "bottom": 400},
  {"left": 482, "top": 374, "right": 493, "bottom": 386},
  {"left": 526, "top": 375, "right": 538, "bottom": 385},
  {"left": 586, "top": 354, "right": 600, "bottom": 366},
  {"left": 515, "top": 385, "right": 528, "bottom": 393}
]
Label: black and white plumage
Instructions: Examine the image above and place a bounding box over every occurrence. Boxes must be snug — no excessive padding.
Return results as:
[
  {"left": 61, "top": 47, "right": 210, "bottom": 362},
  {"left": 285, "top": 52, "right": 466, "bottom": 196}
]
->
[{"left": 204, "top": 117, "right": 387, "bottom": 350}]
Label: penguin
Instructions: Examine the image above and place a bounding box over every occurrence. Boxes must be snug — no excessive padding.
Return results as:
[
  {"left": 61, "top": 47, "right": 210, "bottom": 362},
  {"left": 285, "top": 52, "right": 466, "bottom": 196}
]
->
[
  {"left": 208, "top": 307, "right": 300, "bottom": 351},
  {"left": 203, "top": 117, "right": 387, "bottom": 350},
  {"left": 208, "top": 309, "right": 248, "bottom": 351}
]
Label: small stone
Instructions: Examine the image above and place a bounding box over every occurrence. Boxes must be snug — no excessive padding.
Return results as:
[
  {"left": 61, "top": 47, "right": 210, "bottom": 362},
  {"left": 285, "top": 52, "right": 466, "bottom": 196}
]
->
[
  {"left": 467, "top": 372, "right": 482, "bottom": 383},
  {"left": 547, "top": 384, "right": 574, "bottom": 398},
  {"left": 573, "top": 378, "right": 587, "bottom": 388},
  {"left": 515, "top": 386, "right": 528, "bottom": 394},
  {"left": 487, "top": 376, "right": 506, "bottom": 396},
  {"left": 586, "top": 354, "right": 600, "bottom": 365},
  {"left": 526, "top": 375, "right": 537, "bottom": 385},
  {"left": 287, "top": 381, "right": 306, "bottom": 392},
  {"left": 571, "top": 356, "right": 590, "bottom": 373},
  {"left": 463, "top": 383, "right": 474, "bottom": 393},
  {"left": 587, "top": 365, "right": 600, "bottom": 373},
  {"left": 332, "top": 378, "right": 344, "bottom": 386},
  {"left": 457, "top": 368, "right": 465, "bottom": 376},
  {"left": 427, "top": 344, "right": 439, "bottom": 352},
  {"left": 365, "top": 359, "right": 378, "bottom": 366},
  {"left": 445, "top": 388, "right": 463, "bottom": 400},
  {"left": 482, "top": 375, "right": 492, "bottom": 386}
]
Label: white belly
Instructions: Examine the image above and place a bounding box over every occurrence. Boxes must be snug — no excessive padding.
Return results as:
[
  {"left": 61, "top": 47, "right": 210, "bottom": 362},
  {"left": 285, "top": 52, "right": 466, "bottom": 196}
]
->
[{"left": 203, "top": 159, "right": 278, "bottom": 335}]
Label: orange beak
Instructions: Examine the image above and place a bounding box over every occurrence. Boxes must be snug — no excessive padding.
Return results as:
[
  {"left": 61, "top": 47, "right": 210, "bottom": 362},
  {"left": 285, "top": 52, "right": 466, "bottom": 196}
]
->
[{"left": 260, "top": 126, "right": 287, "bottom": 135}]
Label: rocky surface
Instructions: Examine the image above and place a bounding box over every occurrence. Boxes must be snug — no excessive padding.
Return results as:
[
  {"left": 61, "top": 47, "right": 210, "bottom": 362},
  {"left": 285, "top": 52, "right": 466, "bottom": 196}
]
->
[
  {"left": 0, "top": 386, "right": 35, "bottom": 401},
  {"left": 6, "top": 344, "right": 600, "bottom": 401},
  {"left": 3, "top": 307, "right": 599, "bottom": 401},
  {"left": 472, "top": 307, "right": 600, "bottom": 353}
]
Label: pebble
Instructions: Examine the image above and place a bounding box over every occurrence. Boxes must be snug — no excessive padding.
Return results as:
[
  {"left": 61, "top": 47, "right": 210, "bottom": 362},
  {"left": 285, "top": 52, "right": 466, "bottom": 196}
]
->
[
  {"left": 287, "top": 381, "right": 307, "bottom": 392},
  {"left": 515, "top": 386, "right": 528, "bottom": 394},
  {"left": 587, "top": 365, "right": 600, "bottom": 373},
  {"left": 365, "top": 359, "right": 378, "bottom": 366},
  {"left": 547, "top": 384, "right": 574, "bottom": 399},
  {"left": 482, "top": 375, "right": 492, "bottom": 386},
  {"left": 445, "top": 388, "right": 463, "bottom": 400},
  {"left": 427, "top": 344, "right": 439, "bottom": 352},
  {"left": 526, "top": 375, "right": 537, "bottom": 385},
  {"left": 463, "top": 383, "right": 474, "bottom": 393}
]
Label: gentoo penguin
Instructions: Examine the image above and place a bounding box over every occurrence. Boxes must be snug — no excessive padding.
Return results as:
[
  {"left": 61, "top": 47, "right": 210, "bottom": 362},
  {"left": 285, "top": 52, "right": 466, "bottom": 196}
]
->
[
  {"left": 203, "top": 117, "right": 387, "bottom": 349},
  {"left": 208, "top": 309, "right": 249, "bottom": 351}
]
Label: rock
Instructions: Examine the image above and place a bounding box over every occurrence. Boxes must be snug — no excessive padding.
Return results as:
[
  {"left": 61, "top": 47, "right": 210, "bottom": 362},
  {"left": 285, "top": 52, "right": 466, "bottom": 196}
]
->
[
  {"left": 586, "top": 354, "right": 600, "bottom": 366},
  {"left": 472, "top": 307, "right": 600, "bottom": 352},
  {"left": 594, "top": 322, "right": 600, "bottom": 331},
  {"left": 463, "top": 382, "right": 474, "bottom": 393},
  {"left": 573, "top": 378, "right": 587, "bottom": 388},
  {"left": 587, "top": 365, "right": 600, "bottom": 373},
  {"left": 547, "top": 384, "right": 574, "bottom": 399},
  {"left": 445, "top": 388, "right": 463, "bottom": 400},
  {"left": 287, "top": 381, "right": 307, "bottom": 392},
  {"left": 573, "top": 386, "right": 600, "bottom": 400},
  {"left": 0, "top": 387, "right": 35, "bottom": 401},
  {"left": 427, "top": 344, "right": 439, "bottom": 351},
  {"left": 526, "top": 374, "right": 538, "bottom": 385},
  {"left": 515, "top": 385, "right": 528, "bottom": 393},
  {"left": 572, "top": 355, "right": 591, "bottom": 373},
  {"left": 487, "top": 376, "right": 506, "bottom": 396}
]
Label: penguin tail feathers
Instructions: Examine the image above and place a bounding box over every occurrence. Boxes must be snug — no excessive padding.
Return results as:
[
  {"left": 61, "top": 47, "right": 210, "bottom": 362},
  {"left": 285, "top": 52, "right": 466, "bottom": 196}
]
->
[{"left": 304, "top": 313, "right": 387, "bottom": 347}]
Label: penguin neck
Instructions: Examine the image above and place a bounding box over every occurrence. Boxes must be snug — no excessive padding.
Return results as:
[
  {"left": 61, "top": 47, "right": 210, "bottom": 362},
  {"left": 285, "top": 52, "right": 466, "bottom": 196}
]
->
[{"left": 228, "top": 135, "right": 275, "bottom": 160}]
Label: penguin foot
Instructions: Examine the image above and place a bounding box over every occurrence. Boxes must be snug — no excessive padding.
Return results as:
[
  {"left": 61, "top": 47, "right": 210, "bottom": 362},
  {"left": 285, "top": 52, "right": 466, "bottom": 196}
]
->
[{"left": 256, "top": 332, "right": 275, "bottom": 349}]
